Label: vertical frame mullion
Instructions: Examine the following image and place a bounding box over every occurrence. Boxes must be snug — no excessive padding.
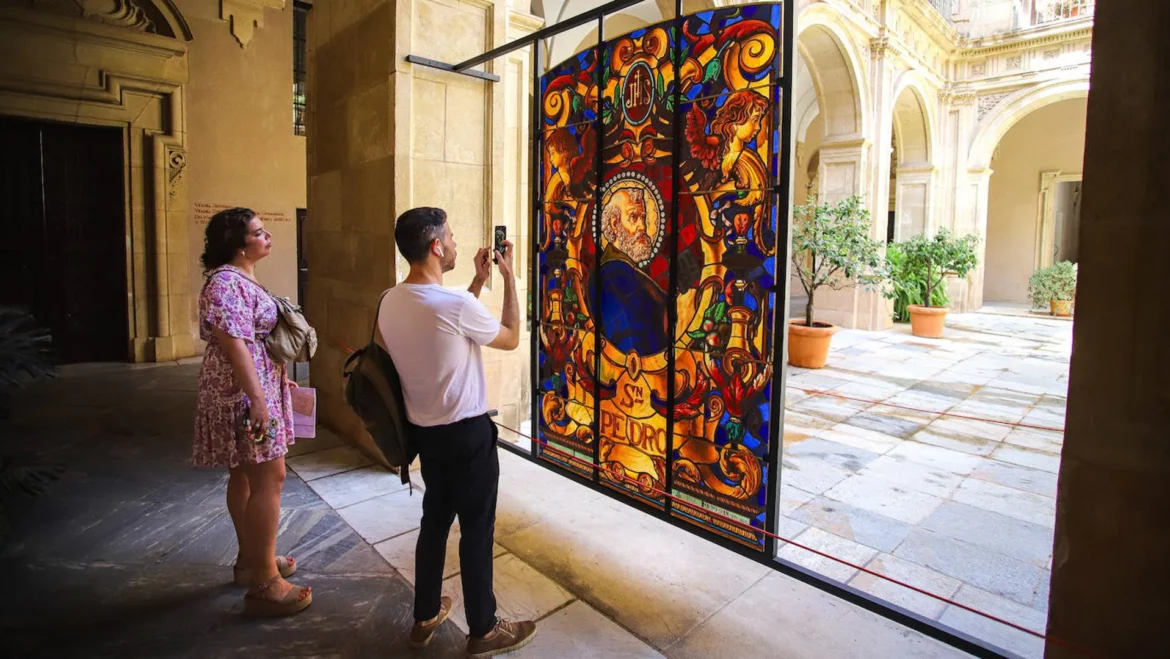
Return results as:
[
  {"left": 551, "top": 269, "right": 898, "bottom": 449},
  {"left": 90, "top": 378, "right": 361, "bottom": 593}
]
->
[
  {"left": 766, "top": 0, "right": 798, "bottom": 560},
  {"left": 531, "top": 39, "right": 544, "bottom": 459},
  {"left": 592, "top": 16, "right": 605, "bottom": 485}
]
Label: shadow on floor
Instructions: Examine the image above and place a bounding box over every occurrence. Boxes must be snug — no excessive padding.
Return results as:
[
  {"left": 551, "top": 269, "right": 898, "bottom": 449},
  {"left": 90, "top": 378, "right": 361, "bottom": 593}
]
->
[{"left": 0, "top": 363, "right": 465, "bottom": 658}]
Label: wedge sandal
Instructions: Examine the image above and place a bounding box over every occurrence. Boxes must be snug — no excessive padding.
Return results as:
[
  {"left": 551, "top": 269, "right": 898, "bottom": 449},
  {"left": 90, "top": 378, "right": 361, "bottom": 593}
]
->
[
  {"left": 242, "top": 575, "right": 312, "bottom": 618},
  {"left": 233, "top": 555, "right": 297, "bottom": 586}
]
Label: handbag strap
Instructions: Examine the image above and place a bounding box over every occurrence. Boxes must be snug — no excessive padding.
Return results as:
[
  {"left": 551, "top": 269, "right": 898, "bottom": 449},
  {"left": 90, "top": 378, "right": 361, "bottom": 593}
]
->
[{"left": 203, "top": 265, "right": 272, "bottom": 297}]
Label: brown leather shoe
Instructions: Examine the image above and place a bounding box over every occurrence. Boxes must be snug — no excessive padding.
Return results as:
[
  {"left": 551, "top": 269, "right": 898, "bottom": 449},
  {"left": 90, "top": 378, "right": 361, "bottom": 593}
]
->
[
  {"left": 466, "top": 618, "right": 537, "bottom": 658},
  {"left": 409, "top": 596, "right": 453, "bottom": 649}
]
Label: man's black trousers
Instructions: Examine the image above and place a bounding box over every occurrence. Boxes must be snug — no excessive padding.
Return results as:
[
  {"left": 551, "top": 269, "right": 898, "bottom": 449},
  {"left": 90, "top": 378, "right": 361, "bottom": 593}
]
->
[{"left": 413, "top": 413, "right": 499, "bottom": 637}]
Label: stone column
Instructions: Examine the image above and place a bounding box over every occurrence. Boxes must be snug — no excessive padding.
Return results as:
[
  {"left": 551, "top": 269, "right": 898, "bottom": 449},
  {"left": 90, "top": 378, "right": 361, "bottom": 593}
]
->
[
  {"left": 1045, "top": 0, "right": 1170, "bottom": 656},
  {"left": 308, "top": 0, "right": 521, "bottom": 461},
  {"left": 894, "top": 166, "right": 932, "bottom": 238},
  {"left": 938, "top": 87, "right": 980, "bottom": 311},
  {"left": 812, "top": 137, "right": 890, "bottom": 331},
  {"left": 959, "top": 167, "right": 992, "bottom": 311},
  {"left": 867, "top": 36, "right": 898, "bottom": 234},
  {"left": 306, "top": 0, "right": 398, "bottom": 463}
]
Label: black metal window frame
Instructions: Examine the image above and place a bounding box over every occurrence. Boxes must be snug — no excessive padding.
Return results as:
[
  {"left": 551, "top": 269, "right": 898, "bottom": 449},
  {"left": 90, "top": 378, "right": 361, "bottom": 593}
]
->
[
  {"left": 293, "top": 1, "right": 311, "bottom": 136},
  {"left": 406, "top": 2, "right": 1016, "bottom": 656}
]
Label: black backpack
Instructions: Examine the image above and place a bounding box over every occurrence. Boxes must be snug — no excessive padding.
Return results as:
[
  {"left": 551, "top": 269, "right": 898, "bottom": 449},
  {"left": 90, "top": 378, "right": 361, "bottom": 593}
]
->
[{"left": 342, "top": 290, "right": 417, "bottom": 489}]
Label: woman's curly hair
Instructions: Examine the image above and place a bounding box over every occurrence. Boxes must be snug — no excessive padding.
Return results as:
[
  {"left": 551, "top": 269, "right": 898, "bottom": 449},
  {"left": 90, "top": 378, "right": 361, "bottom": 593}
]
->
[{"left": 201, "top": 207, "right": 256, "bottom": 273}]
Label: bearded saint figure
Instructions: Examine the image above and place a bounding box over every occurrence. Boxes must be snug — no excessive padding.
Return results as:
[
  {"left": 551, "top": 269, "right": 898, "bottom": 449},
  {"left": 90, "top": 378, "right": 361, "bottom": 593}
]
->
[{"left": 589, "top": 187, "right": 668, "bottom": 356}]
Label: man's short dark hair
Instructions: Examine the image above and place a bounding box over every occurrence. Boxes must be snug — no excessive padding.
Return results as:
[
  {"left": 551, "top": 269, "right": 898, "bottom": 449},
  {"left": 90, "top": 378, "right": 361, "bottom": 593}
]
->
[{"left": 395, "top": 207, "right": 447, "bottom": 264}]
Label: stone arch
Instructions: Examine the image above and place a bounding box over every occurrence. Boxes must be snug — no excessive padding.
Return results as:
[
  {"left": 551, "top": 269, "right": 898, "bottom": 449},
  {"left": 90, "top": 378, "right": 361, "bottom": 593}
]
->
[
  {"left": 969, "top": 79, "right": 1091, "bottom": 170},
  {"left": 142, "top": 0, "right": 194, "bottom": 40},
  {"left": 890, "top": 76, "right": 934, "bottom": 167},
  {"left": 887, "top": 79, "right": 936, "bottom": 240},
  {"left": 797, "top": 13, "right": 867, "bottom": 141}
]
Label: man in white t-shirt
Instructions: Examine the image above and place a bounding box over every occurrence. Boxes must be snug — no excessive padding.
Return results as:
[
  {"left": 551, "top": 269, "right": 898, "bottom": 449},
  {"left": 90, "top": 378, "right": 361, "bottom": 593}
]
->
[{"left": 378, "top": 207, "right": 534, "bottom": 657}]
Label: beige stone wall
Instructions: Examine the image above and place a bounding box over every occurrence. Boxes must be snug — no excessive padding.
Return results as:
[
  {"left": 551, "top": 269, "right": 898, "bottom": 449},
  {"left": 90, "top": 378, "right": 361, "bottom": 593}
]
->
[
  {"left": 984, "top": 98, "right": 1087, "bottom": 303},
  {"left": 306, "top": 0, "right": 541, "bottom": 455},
  {"left": 0, "top": 2, "right": 193, "bottom": 361},
  {"left": 304, "top": 0, "right": 397, "bottom": 459},
  {"left": 179, "top": 0, "right": 306, "bottom": 320}
]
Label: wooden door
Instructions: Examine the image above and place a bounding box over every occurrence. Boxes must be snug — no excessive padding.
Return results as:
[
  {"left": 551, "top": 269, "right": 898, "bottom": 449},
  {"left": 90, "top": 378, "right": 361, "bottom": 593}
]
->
[{"left": 0, "top": 116, "right": 128, "bottom": 363}]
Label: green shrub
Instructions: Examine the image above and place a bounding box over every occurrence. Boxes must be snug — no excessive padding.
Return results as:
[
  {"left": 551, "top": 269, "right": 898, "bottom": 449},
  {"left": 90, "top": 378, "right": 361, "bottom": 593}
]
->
[
  {"left": 1028, "top": 261, "right": 1078, "bottom": 309},
  {"left": 885, "top": 243, "right": 950, "bottom": 323},
  {"left": 896, "top": 229, "right": 980, "bottom": 309}
]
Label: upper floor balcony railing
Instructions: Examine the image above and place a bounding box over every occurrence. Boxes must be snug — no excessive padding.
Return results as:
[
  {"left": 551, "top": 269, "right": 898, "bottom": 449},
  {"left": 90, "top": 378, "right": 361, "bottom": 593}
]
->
[
  {"left": 928, "top": 0, "right": 956, "bottom": 22},
  {"left": 1031, "top": 0, "right": 1095, "bottom": 26},
  {"left": 947, "top": 0, "right": 1095, "bottom": 39}
]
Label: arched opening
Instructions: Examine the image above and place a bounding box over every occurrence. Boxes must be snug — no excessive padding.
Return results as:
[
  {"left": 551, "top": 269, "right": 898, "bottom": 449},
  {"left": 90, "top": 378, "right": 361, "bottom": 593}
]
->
[
  {"left": 984, "top": 97, "right": 1089, "bottom": 305},
  {"left": 789, "top": 19, "right": 868, "bottom": 325},
  {"left": 798, "top": 24, "right": 863, "bottom": 142},
  {"left": 889, "top": 84, "right": 933, "bottom": 242}
]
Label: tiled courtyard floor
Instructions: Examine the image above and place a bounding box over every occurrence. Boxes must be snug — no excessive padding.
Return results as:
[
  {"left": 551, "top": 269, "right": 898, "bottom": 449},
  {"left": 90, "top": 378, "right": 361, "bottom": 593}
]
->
[
  {"left": 2, "top": 362, "right": 968, "bottom": 658},
  {"left": 777, "top": 311, "right": 1070, "bottom": 658},
  {"left": 0, "top": 311, "right": 1066, "bottom": 658}
]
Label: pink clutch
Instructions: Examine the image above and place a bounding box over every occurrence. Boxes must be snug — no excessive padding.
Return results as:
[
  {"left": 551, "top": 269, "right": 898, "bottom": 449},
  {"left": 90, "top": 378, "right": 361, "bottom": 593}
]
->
[{"left": 291, "top": 387, "right": 317, "bottom": 438}]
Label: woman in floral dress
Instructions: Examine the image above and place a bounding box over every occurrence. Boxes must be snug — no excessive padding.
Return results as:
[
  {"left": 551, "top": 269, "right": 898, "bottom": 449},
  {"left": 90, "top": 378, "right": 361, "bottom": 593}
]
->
[{"left": 193, "top": 207, "right": 312, "bottom": 617}]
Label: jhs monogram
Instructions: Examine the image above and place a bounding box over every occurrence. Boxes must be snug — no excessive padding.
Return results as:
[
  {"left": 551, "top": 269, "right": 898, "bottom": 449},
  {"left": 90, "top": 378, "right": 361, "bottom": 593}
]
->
[{"left": 622, "top": 63, "right": 654, "bottom": 123}]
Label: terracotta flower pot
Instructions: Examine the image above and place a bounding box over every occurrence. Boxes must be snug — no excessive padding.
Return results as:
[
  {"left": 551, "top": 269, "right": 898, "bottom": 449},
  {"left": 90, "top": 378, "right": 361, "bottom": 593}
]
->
[
  {"left": 788, "top": 320, "right": 838, "bottom": 369},
  {"left": 907, "top": 305, "right": 948, "bottom": 338},
  {"left": 1050, "top": 299, "right": 1074, "bottom": 317}
]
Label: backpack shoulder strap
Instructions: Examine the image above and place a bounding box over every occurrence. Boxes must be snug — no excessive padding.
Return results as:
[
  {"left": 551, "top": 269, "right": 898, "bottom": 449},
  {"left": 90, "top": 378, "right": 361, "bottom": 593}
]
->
[{"left": 369, "top": 288, "right": 394, "bottom": 345}]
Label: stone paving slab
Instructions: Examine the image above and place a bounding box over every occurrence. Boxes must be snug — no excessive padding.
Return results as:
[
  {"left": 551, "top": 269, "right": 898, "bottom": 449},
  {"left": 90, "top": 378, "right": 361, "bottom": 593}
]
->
[
  {"left": 849, "top": 553, "right": 962, "bottom": 620},
  {"left": 789, "top": 496, "right": 914, "bottom": 553},
  {"left": 776, "top": 526, "right": 879, "bottom": 582},
  {"left": 286, "top": 445, "right": 374, "bottom": 481},
  {"left": 939, "top": 585, "right": 1048, "bottom": 659},
  {"left": 921, "top": 502, "right": 1054, "bottom": 568},
  {"left": 893, "top": 529, "right": 1045, "bottom": 605},
  {"left": 667, "top": 572, "right": 969, "bottom": 659},
  {"left": 824, "top": 473, "right": 946, "bottom": 525},
  {"left": 512, "top": 600, "right": 666, "bottom": 658},
  {"left": 373, "top": 524, "right": 508, "bottom": 584}
]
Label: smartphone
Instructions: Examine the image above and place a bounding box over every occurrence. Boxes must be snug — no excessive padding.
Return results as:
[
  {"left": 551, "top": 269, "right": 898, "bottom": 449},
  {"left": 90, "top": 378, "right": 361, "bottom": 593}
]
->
[{"left": 493, "top": 225, "right": 507, "bottom": 264}]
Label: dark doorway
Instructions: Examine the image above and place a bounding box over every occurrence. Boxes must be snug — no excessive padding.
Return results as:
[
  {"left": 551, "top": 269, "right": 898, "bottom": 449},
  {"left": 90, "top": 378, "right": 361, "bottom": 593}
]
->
[{"left": 0, "top": 116, "right": 128, "bottom": 364}]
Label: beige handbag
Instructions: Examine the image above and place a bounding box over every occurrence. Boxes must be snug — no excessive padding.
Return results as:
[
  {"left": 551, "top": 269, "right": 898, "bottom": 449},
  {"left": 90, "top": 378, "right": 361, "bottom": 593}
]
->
[
  {"left": 265, "top": 294, "right": 318, "bottom": 365},
  {"left": 207, "top": 267, "right": 318, "bottom": 365}
]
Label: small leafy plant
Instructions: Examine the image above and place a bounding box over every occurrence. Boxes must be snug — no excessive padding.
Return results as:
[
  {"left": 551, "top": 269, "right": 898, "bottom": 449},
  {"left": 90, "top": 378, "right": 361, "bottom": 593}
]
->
[
  {"left": 0, "top": 307, "right": 60, "bottom": 542},
  {"left": 897, "top": 229, "right": 980, "bottom": 309},
  {"left": 791, "top": 196, "right": 887, "bottom": 328},
  {"left": 885, "top": 242, "right": 950, "bottom": 323},
  {"left": 0, "top": 307, "right": 55, "bottom": 394},
  {"left": 1028, "top": 261, "right": 1078, "bottom": 309}
]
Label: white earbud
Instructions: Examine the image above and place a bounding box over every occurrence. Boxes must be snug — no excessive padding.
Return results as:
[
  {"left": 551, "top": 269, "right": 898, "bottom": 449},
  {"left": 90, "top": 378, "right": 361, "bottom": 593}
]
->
[{"left": 437, "top": 246, "right": 445, "bottom": 258}]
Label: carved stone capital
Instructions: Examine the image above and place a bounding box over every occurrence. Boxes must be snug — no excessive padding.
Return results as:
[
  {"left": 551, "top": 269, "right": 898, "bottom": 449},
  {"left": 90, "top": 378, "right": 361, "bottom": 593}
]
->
[
  {"left": 941, "top": 86, "right": 977, "bottom": 107},
  {"left": 220, "top": 0, "right": 286, "bottom": 48},
  {"left": 870, "top": 36, "right": 901, "bottom": 60}
]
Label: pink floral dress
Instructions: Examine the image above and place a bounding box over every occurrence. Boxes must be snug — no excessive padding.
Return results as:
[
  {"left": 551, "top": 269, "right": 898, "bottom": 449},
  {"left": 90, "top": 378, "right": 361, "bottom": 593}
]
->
[{"left": 192, "top": 265, "right": 295, "bottom": 468}]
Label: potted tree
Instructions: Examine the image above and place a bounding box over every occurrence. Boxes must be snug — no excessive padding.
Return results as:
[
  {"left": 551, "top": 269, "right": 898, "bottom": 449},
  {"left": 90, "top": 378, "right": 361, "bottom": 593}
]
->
[
  {"left": 885, "top": 241, "right": 951, "bottom": 323},
  {"left": 789, "top": 196, "right": 886, "bottom": 369},
  {"left": 899, "top": 229, "right": 980, "bottom": 338},
  {"left": 1028, "top": 261, "right": 1077, "bottom": 316}
]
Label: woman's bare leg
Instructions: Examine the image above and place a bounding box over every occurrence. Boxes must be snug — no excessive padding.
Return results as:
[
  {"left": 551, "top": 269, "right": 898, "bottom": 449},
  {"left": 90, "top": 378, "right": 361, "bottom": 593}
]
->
[
  {"left": 227, "top": 467, "right": 250, "bottom": 564},
  {"left": 241, "top": 457, "right": 291, "bottom": 595}
]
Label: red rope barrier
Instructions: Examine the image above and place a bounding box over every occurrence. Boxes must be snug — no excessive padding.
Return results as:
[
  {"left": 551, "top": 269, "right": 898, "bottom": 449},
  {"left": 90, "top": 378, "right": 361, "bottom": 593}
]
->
[{"left": 789, "top": 386, "right": 1065, "bottom": 434}]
